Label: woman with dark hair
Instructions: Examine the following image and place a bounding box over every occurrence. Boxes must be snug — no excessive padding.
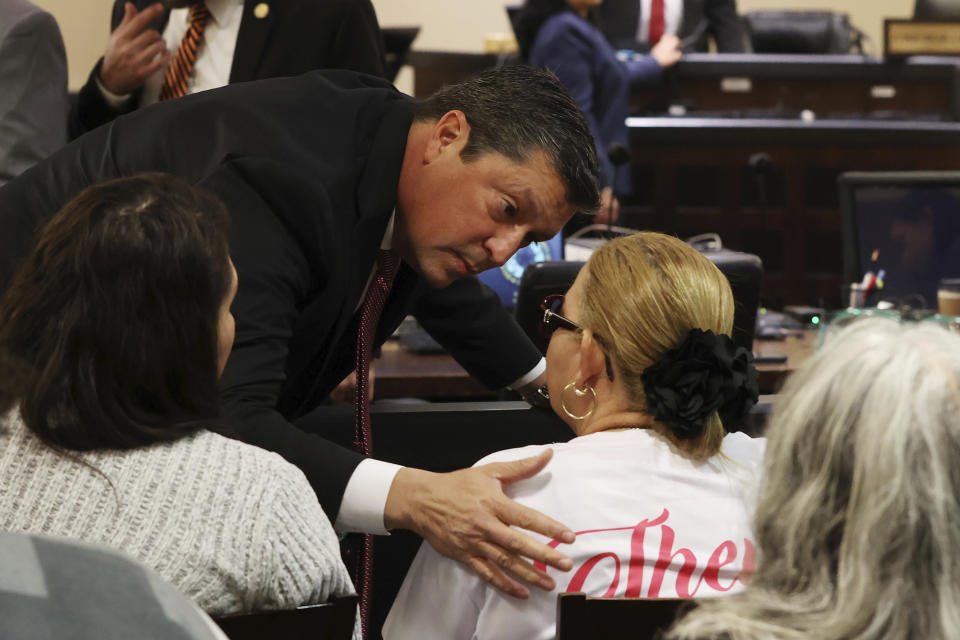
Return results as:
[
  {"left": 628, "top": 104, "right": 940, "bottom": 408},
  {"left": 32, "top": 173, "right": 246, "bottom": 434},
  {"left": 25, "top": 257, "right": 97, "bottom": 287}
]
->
[
  {"left": 515, "top": 0, "right": 681, "bottom": 222},
  {"left": 384, "top": 232, "right": 762, "bottom": 640},
  {"left": 0, "top": 173, "right": 356, "bottom": 625}
]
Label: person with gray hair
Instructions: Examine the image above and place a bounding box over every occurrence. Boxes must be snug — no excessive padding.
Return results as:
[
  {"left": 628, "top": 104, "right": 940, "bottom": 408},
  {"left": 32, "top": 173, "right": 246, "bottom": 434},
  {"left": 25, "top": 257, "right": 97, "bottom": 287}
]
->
[{"left": 667, "top": 317, "right": 960, "bottom": 640}]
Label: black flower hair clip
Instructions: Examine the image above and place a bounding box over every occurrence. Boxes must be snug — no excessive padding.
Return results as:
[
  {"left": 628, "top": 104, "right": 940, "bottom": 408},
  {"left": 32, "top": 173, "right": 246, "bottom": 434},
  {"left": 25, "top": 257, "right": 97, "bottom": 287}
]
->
[{"left": 640, "top": 329, "right": 759, "bottom": 440}]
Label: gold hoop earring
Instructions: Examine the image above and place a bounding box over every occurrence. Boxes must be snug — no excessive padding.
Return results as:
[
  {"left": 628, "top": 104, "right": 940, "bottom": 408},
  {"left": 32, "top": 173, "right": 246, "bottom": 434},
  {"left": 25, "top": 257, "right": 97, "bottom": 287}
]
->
[{"left": 561, "top": 381, "right": 597, "bottom": 420}]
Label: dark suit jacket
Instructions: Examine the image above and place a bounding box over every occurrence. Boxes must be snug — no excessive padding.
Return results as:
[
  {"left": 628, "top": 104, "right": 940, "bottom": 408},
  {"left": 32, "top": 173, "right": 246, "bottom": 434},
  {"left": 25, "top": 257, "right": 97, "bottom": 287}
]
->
[
  {"left": 528, "top": 11, "right": 661, "bottom": 192},
  {"left": 0, "top": 71, "right": 543, "bottom": 521},
  {"left": 69, "top": 0, "right": 386, "bottom": 138},
  {"left": 597, "top": 0, "right": 748, "bottom": 53}
]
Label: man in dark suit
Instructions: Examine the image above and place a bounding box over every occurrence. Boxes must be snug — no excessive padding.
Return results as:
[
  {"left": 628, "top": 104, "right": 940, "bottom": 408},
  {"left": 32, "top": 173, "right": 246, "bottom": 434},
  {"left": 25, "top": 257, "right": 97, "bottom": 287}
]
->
[
  {"left": 0, "top": 66, "right": 598, "bottom": 599},
  {"left": 597, "top": 0, "right": 748, "bottom": 53},
  {"left": 69, "top": 0, "right": 385, "bottom": 137}
]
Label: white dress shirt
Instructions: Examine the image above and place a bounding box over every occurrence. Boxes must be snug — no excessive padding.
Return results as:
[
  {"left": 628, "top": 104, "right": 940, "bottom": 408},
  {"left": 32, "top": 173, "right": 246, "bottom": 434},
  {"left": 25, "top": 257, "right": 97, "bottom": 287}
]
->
[
  {"left": 141, "top": 0, "right": 243, "bottom": 105},
  {"left": 635, "top": 0, "right": 684, "bottom": 43}
]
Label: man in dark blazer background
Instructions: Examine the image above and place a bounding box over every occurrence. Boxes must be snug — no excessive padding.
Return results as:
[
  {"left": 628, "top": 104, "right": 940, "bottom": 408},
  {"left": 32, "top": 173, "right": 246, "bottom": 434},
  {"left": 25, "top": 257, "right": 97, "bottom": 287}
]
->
[
  {"left": 0, "top": 66, "right": 599, "bottom": 600},
  {"left": 597, "top": 0, "right": 748, "bottom": 53},
  {"left": 69, "top": 0, "right": 385, "bottom": 138}
]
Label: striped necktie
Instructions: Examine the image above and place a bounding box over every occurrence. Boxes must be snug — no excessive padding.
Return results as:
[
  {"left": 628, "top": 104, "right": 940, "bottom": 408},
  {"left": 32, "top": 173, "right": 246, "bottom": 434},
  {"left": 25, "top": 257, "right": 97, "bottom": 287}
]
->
[
  {"left": 158, "top": 3, "right": 211, "bottom": 101},
  {"left": 352, "top": 248, "right": 399, "bottom": 638}
]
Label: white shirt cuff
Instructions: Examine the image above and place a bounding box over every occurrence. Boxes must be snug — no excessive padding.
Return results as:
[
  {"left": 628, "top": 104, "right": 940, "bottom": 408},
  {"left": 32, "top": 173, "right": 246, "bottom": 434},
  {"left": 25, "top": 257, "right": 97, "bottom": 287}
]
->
[
  {"left": 507, "top": 358, "right": 546, "bottom": 390},
  {"left": 334, "top": 458, "right": 403, "bottom": 535},
  {"left": 95, "top": 75, "right": 133, "bottom": 108}
]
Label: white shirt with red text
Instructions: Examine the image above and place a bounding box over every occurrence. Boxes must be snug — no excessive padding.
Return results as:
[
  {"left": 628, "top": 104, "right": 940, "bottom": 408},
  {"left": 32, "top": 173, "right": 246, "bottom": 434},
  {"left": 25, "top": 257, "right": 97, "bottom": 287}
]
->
[{"left": 383, "top": 428, "right": 765, "bottom": 640}]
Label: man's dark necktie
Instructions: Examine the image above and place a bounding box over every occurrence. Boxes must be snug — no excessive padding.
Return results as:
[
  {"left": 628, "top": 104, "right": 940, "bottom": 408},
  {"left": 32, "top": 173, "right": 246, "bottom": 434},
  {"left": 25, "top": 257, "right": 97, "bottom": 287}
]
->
[
  {"left": 353, "top": 248, "right": 399, "bottom": 638},
  {"left": 158, "top": 3, "right": 211, "bottom": 101}
]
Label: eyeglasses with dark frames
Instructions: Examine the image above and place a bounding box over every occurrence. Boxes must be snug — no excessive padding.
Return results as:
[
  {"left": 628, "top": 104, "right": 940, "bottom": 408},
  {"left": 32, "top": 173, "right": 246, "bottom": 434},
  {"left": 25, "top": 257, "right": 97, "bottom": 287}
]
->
[
  {"left": 539, "top": 294, "right": 615, "bottom": 380},
  {"left": 539, "top": 294, "right": 583, "bottom": 338}
]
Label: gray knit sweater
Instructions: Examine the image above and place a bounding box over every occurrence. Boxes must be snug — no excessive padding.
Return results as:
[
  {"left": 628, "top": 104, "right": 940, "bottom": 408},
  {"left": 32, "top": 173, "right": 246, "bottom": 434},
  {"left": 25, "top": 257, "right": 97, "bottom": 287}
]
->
[{"left": 0, "top": 410, "right": 356, "bottom": 620}]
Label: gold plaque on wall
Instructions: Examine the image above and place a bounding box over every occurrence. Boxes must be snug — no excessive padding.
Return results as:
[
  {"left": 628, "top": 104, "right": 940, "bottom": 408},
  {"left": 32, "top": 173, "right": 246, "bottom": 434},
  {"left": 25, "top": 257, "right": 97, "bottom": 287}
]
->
[{"left": 885, "top": 19, "right": 960, "bottom": 58}]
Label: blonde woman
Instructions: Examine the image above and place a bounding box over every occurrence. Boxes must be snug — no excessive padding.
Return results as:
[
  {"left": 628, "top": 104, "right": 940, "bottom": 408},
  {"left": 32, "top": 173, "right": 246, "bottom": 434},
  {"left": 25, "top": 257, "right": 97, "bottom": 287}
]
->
[
  {"left": 384, "top": 232, "right": 762, "bottom": 640},
  {"left": 667, "top": 318, "right": 960, "bottom": 640}
]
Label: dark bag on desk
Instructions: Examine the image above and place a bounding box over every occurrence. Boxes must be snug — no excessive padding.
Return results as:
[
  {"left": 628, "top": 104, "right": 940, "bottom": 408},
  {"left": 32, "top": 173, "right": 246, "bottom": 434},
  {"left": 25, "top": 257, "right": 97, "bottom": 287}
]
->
[{"left": 744, "top": 10, "right": 862, "bottom": 54}]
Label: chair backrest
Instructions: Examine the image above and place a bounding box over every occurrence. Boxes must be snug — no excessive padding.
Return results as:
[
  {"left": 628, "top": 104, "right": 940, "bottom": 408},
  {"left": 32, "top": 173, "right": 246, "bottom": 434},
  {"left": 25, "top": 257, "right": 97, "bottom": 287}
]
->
[
  {"left": 0, "top": 531, "right": 226, "bottom": 640},
  {"left": 556, "top": 592, "right": 689, "bottom": 640},
  {"left": 514, "top": 260, "right": 585, "bottom": 354},
  {"left": 213, "top": 596, "right": 358, "bottom": 640},
  {"left": 743, "top": 10, "right": 860, "bottom": 54}
]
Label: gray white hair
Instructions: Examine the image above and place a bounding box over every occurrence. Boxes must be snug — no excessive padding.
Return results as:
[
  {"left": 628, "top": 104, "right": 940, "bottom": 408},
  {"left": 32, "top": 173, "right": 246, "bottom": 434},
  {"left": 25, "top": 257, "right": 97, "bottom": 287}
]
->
[{"left": 667, "top": 317, "right": 960, "bottom": 640}]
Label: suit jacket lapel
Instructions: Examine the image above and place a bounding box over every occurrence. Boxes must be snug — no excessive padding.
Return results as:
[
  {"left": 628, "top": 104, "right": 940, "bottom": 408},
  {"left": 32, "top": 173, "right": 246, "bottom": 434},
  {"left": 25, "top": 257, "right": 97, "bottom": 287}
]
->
[{"left": 230, "top": 0, "right": 275, "bottom": 82}]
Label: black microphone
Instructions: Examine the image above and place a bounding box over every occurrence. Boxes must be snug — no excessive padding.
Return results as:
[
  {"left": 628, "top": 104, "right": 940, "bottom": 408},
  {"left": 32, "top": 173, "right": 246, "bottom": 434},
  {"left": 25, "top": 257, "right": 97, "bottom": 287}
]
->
[
  {"left": 605, "top": 144, "right": 631, "bottom": 232},
  {"left": 607, "top": 144, "right": 631, "bottom": 168}
]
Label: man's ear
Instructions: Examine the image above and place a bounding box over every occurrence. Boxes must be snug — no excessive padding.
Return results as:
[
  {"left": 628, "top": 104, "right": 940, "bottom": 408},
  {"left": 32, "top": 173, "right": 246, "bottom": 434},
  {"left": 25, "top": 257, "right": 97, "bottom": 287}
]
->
[
  {"left": 423, "top": 110, "right": 469, "bottom": 163},
  {"left": 576, "top": 330, "right": 606, "bottom": 389}
]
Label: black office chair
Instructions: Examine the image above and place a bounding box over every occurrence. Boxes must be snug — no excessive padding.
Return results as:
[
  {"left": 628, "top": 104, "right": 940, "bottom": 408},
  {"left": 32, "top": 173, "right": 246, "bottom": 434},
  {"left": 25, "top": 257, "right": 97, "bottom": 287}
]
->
[
  {"left": 213, "top": 596, "right": 358, "bottom": 640},
  {"left": 556, "top": 592, "right": 690, "bottom": 640},
  {"left": 515, "top": 260, "right": 585, "bottom": 354},
  {"left": 742, "top": 11, "right": 864, "bottom": 54},
  {"left": 914, "top": 0, "right": 960, "bottom": 20}
]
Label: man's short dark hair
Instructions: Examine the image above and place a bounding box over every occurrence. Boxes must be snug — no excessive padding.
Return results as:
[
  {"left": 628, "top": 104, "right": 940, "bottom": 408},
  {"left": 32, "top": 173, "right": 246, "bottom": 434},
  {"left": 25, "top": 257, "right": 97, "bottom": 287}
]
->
[
  {"left": 0, "top": 173, "right": 232, "bottom": 450},
  {"left": 415, "top": 64, "right": 601, "bottom": 214}
]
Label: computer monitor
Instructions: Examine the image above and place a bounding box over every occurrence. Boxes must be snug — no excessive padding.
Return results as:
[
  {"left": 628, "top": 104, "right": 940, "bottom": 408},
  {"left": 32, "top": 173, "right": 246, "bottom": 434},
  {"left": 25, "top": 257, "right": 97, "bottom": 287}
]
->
[
  {"left": 914, "top": 0, "right": 960, "bottom": 20},
  {"left": 477, "top": 232, "right": 564, "bottom": 309},
  {"left": 839, "top": 171, "right": 960, "bottom": 307}
]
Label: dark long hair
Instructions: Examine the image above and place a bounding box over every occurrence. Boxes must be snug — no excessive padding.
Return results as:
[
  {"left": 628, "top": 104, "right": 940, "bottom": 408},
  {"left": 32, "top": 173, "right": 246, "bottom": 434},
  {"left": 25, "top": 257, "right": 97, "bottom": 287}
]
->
[
  {"left": 0, "top": 173, "right": 232, "bottom": 450},
  {"left": 515, "top": 0, "right": 582, "bottom": 61}
]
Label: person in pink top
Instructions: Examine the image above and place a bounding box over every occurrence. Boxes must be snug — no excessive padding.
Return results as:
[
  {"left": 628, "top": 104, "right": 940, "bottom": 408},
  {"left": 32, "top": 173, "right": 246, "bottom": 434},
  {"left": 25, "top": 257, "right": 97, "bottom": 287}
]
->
[{"left": 384, "top": 231, "right": 762, "bottom": 640}]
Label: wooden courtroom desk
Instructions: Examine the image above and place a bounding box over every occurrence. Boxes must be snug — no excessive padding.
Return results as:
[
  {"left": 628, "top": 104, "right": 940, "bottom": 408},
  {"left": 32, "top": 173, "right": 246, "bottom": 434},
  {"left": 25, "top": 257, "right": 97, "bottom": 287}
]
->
[
  {"left": 376, "top": 330, "right": 816, "bottom": 401},
  {"left": 632, "top": 53, "right": 960, "bottom": 121},
  {"left": 407, "top": 51, "right": 960, "bottom": 120}
]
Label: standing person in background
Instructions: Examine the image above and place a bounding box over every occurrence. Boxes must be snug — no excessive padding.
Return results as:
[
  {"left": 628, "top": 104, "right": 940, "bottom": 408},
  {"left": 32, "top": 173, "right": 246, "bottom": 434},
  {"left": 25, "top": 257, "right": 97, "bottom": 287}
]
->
[
  {"left": 69, "top": 0, "right": 385, "bottom": 138},
  {"left": 516, "top": 0, "right": 681, "bottom": 227},
  {"left": 596, "top": 0, "right": 749, "bottom": 53},
  {"left": 0, "top": 0, "right": 68, "bottom": 186}
]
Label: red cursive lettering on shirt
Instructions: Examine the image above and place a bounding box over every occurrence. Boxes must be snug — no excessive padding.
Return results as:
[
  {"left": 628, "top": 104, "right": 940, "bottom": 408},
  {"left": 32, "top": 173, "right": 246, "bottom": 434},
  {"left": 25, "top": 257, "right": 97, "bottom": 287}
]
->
[{"left": 534, "top": 508, "right": 754, "bottom": 598}]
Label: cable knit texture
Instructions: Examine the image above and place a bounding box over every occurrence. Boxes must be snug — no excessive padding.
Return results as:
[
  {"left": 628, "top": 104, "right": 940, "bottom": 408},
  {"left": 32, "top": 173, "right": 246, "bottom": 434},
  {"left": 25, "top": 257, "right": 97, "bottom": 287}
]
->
[{"left": 0, "top": 409, "right": 358, "bottom": 636}]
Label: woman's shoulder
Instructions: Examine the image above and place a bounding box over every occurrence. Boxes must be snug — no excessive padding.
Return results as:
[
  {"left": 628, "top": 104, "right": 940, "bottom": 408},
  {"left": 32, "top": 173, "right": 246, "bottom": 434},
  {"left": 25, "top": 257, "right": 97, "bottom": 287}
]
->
[
  {"left": 474, "top": 441, "right": 556, "bottom": 467},
  {"left": 171, "top": 429, "right": 307, "bottom": 480},
  {"left": 720, "top": 432, "right": 767, "bottom": 466},
  {"left": 472, "top": 430, "right": 644, "bottom": 469}
]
